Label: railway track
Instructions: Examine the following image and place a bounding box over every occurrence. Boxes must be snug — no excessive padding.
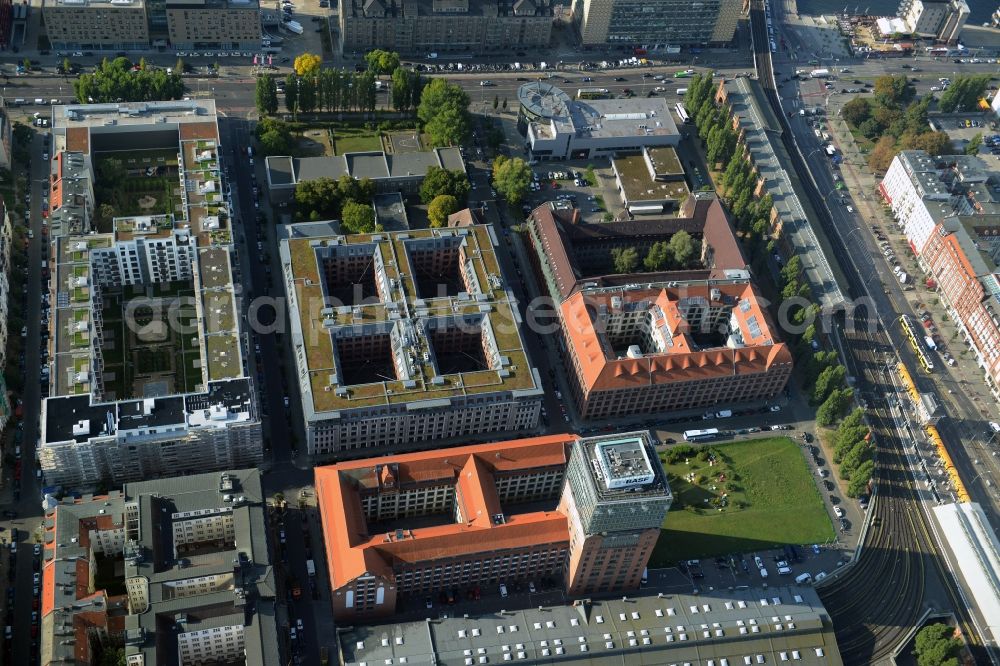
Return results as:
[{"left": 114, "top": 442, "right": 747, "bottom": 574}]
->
[{"left": 746, "top": 1, "right": 983, "bottom": 662}]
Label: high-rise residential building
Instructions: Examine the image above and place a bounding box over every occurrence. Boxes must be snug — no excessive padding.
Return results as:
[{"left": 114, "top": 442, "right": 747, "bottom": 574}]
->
[
  {"left": 42, "top": 0, "right": 151, "bottom": 50},
  {"left": 40, "top": 101, "right": 262, "bottom": 490},
  {"left": 279, "top": 221, "right": 543, "bottom": 458},
  {"left": 338, "top": 0, "right": 553, "bottom": 55},
  {"left": 316, "top": 431, "right": 670, "bottom": 622},
  {"left": 40, "top": 469, "right": 280, "bottom": 666},
  {"left": 572, "top": 0, "right": 741, "bottom": 47},
  {"left": 898, "top": 0, "right": 969, "bottom": 43},
  {"left": 0, "top": 197, "right": 11, "bottom": 374},
  {"left": 166, "top": 0, "right": 262, "bottom": 50},
  {"left": 880, "top": 151, "right": 995, "bottom": 255}
]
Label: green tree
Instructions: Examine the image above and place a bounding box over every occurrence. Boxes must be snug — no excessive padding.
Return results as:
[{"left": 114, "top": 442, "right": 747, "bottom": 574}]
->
[
  {"left": 298, "top": 76, "right": 317, "bottom": 112},
  {"left": 255, "top": 117, "right": 293, "bottom": 156},
  {"left": 846, "top": 460, "right": 875, "bottom": 498},
  {"left": 913, "top": 624, "right": 961, "bottom": 666},
  {"left": 812, "top": 364, "right": 846, "bottom": 405},
  {"left": 418, "top": 167, "right": 470, "bottom": 204},
  {"left": 872, "top": 74, "right": 914, "bottom": 107},
  {"left": 841, "top": 96, "right": 871, "bottom": 127},
  {"left": 175, "top": 57, "right": 185, "bottom": 74},
  {"left": 502, "top": 97, "right": 508, "bottom": 111},
  {"left": 965, "top": 132, "right": 982, "bottom": 155},
  {"left": 938, "top": 74, "right": 991, "bottom": 113},
  {"left": 816, "top": 388, "right": 854, "bottom": 427},
  {"left": 341, "top": 200, "right": 376, "bottom": 234},
  {"left": 910, "top": 130, "right": 952, "bottom": 156},
  {"left": 611, "top": 247, "right": 639, "bottom": 274},
  {"left": 294, "top": 176, "right": 341, "bottom": 220},
  {"left": 493, "top": 94, "right": 499, "bottom": 111},
  {"left": 428, "top": 194, "right": 459, "bottom": 227},
  {"left": 491, "top": 155, "right": 532, "bottom": 205},
  {"left": 868, "top": 135, "right": 899, "bottom": 173},
  {"left": 363, "top": 49, "right": 400, "bottom": 75},
  {"left": 418, "top": 79, "right": 471, "bottom": 146},
  {"left": 284, "top": 74, "right": 299, "bottom": 114},
  {"left": 255, "top": 75, "right": 278, "bottom": 116},
  {"left": 390, "top": 67, "right": 410, "bottom": 111},
  {"left": 72, "top": 56, "right": 184, "bottom": 104},
  {"left": 643, "top": 241, "right": 671, "bottom": 272},
  {"left": 61, "top": 57, "right": 72, "bottom": 75},
  {"left": 668, "top": 230, "right": 697, "bottom": 268}
]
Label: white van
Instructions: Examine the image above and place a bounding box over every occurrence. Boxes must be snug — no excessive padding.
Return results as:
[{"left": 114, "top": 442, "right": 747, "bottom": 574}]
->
[
  {"left": 499, "top": 584, "right": 508, "bottom": 598},
  {"left": 641, "top": 568, "right": 648, "bottom": 585},
  {"left": 795, "top": 572, "right": 813, "bottom": 584},
  {"left": 759, "top": 567, "right": 769, "bottom": 578}
]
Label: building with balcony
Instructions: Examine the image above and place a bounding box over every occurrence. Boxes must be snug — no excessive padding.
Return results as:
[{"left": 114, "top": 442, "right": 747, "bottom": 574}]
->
[
  {"left": 39, "top": 101, "right": 262, "bottom": 490},
  {"left": 920, "top": 216, "right": 1000, "bottom": 401},
  {"left": 571, "top": 0, "right": 742, "bottom": 47},
  {"left": 338, "top": 0, "right": 553, "bottom": 55},
  {"left": 166, "top": 0, "right": 262, "bottom": 50},
  {"left": 517, "top": 82, "right": 681, "bottom": 161},
  {"left": 40, "top": 469, "right": 278, "bottom": 666},
  {"left": 898, "top": 0, "right": 969, "bottom": 43},
  {"left": 42, "top": 0, "right": 151, "bottom": 50},
  {"left": 279, "top": 221, "right": 543, "bottom": 458},
  {"left": 0, "top": 197, "right": 12, "bottom": 374},
  {"left": 316, "top": 431, "right": 670, "bottom": 622},
  {"left": 881, "top": 151, "right": 1000, "bottom": 256}
]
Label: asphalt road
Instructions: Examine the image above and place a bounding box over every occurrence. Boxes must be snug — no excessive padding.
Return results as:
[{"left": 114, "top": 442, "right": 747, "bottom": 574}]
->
[{"left": 2, "top": 130, "right": 48, "bottom": 666}]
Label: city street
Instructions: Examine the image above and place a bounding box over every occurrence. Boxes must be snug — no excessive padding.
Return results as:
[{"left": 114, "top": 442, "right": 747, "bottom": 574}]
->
[{"left": 1, "top": 131, "right": 48, "bottom": 666}]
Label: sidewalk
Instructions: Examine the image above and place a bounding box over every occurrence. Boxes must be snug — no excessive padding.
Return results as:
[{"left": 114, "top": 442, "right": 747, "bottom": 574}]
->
[{"left": 826, "top": 111, "right": 1000, "bottom": 422}]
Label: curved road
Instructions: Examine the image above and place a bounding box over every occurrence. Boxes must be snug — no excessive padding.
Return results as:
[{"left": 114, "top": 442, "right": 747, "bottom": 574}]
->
[{"left": 749, "top": 1, "right": 982, "bottom": 662}]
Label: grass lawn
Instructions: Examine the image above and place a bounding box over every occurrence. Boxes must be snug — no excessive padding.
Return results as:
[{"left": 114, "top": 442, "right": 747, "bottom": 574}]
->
[
  {"left": 333, "top": 133, "right": 382, "bottom": 155},
  {"left": 651, "top": 437, "right": 834, "bottom": 566}
]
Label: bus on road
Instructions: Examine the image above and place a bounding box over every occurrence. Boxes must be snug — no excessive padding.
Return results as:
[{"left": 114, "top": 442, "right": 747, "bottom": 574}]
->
[
  {"left": 577, "top": 87, "right": 610, "bottom": 99},
  {"left": 683, "top": 428, "right": 719, "bottom": 442},
  {"left": 675, "top": 102, "right": 691, "bottom": 123}
]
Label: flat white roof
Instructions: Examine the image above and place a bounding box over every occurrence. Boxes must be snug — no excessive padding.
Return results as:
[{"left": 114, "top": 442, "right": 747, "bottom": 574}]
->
[{"left": 932, "top": 502, "right": 1000, "bottom": 644}]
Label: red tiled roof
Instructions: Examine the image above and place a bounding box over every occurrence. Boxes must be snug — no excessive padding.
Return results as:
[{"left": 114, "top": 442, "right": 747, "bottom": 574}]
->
[
  {"left": 562, "top": 284, "right": 791, "bottom": 393},
  {"left": 317, "top": 435, "right": 577, "bottom": 588}
]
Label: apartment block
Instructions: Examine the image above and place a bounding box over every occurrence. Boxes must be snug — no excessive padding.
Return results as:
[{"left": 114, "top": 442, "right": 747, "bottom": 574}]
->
[
  {"left": 572, "top": 0, "right": 741, "bottom": 46},
  {"left": 524, "top": 194, "right": 791, "bottom": 419},
  {"left": 39, "top": 470, "right": 279, "bottom": 666},
  {"left": 40, "top": 101, "right": 262, "bottom": 490},
  {"left": 0, "top": 197, "right": 12, "bottom": 373},
  {"left": 921, "top": 217, "right": 1000, "bottom": 400},
  {"left": 339, "top": 0, "right": 553, "bottom": 55},
  {"left": 881, "top": 151, "right": 1000, "bottom": 254},
  {"left": 43, "top": 0, "right": 151, "bottom": 50},
  {"left": 166, "top": 0, "right": 262, "bottom": 50},
  {"left": 899, "top": 0, "right": 969, "bottom": 43},
  {"left": 0, "top": 100, "right": 12, "bottom": 169},
  {"left": 278, "top": 221, "right": 543, "bottom": 458},
  {"left": 316, "top": 431, "right": 670, "bottom": 622}
]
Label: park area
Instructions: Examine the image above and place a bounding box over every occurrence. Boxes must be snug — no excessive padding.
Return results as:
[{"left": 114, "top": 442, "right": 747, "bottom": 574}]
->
[{"left": 650, "top": 437, "right": 834, "bottom": 566}]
